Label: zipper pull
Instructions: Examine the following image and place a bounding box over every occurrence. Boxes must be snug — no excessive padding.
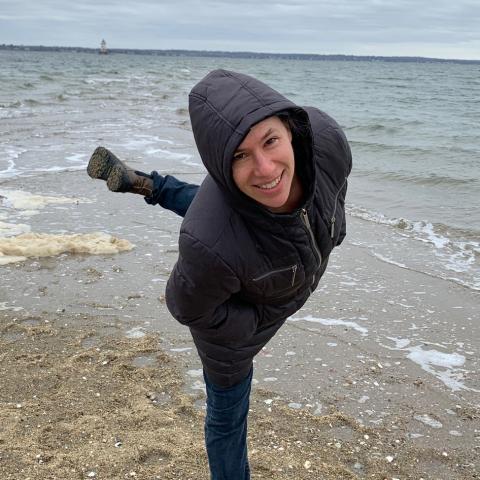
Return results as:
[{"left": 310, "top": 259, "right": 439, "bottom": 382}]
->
[
  {"left": 301, "top": 208, "right": 309, "bottom": 227},
  {"left": 330, "top": 216, "right": 336, "bottom": 238},
  {"left": 291, "top": 264, "right": 298, "bottom": 286}
]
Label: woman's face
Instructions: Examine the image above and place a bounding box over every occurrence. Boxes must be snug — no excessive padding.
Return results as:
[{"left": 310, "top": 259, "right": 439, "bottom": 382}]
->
[{"left": 232, "top": 116, "right": 299, "bottom": 213}]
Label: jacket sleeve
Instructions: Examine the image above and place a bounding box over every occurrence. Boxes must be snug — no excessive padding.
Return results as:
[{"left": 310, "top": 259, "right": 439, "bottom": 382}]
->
[
  {"left": 336, "top": 180, "right": 347, "bottom": 246},
  {"left": 165, "top": 232, "right": 260, "bottom": 343},
  {"left": 318, "top": 121, "right": 352, "bottom": 248},
  {"left": 334, "top": 127, "right": 351, "bottom": 247}
]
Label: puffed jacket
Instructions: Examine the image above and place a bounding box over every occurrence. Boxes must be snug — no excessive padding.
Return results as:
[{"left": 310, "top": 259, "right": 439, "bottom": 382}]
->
[{"left": 165, "top": 69, "right": 352, "bottom": 387}]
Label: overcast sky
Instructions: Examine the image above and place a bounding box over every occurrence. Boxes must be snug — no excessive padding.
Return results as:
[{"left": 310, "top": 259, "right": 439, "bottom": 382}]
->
[{"left": 1, "top": 0, "right": 479, "bottom": 60}]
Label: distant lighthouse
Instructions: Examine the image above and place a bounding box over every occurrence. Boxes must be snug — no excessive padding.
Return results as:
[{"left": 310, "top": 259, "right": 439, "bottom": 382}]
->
[{"left": 99, "top": 39, "right": 108, "bottom": 55}]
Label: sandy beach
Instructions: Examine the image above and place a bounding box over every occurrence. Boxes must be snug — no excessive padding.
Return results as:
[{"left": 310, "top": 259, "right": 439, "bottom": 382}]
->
[
  {"left": 0, "top": 166, "right": 480, "bottom": 480},
  {"left": 0, "top": 169, "right": 479, "bottom": 479},
  {"left": 1, "top": 308, "right": 477, "bottom": 480},
  {"left": 1, "top": 45, "right": 480, "bottom": 480},
  {"left": 0, "top": 167, "right": 480, "bottom": 480}
]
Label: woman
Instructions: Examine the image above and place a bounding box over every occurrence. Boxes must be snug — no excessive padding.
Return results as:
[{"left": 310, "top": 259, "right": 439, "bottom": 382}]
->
[{"left": 88, "top": 69, "right": 352, "bottom": 479}]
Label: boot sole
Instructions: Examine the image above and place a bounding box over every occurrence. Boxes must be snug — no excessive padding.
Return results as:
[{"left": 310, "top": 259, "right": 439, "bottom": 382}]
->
[
  {"left": 87, "top": 147, "right": 124, "bottom": 180},
  {"left": 107, "top": 164, "right": 129, "bottom": 192}
]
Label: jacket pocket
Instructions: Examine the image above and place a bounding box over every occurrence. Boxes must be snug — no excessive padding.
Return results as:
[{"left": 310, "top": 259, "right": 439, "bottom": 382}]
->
[
  {"left": 328, "top": 177, "right": 347, "bottom": 246},
  {"left": 252, "top": 264, "right": 298, "bottom": 286},
  {"left": 246, "top": 258, "right": 305, "bottom": 302}
]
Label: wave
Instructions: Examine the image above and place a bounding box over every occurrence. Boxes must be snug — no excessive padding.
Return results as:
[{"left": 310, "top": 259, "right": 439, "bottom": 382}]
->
[
  {"left": 0, "top": 101, "right": 22, "bottom": 109},
  {"left": 0, "top": 148, "right": 27, "bottom": 179},
  {"left": 83, "top": 77, "right": 127, "bottom": 85},
  {"left": 348, "top": 204, "right": 480, "bottom": 239},
  {"left": 0, "top": 159, "right": 19, "bottom": 179},
  {"left": 347, "top": 123, "right": 400, "bottom": 134},
  {"left": 347, "top": 204, "right": 480, "bottom": 291},
  {"left": 0, "top": 164, "right": 87, "bottom": 180},
  {"left": 366, "top": 249, "right": 480, "bottom": 292},
  {"left": 349, "top": 140, "right": 432, "bottom": 156},
  {"left": 353, "top": 169, "right": 478, "bottom": 187},
  {"left": 0, "top": 97, "right": 65, "bottom": 110}
]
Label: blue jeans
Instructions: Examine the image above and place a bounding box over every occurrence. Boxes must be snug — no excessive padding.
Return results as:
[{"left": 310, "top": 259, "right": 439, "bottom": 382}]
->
[
  {"left": 144, "top": 171, "right": 198, "bottom": 217},
  {"left": 204, "top": 368, "right": 253, "bottom": 480}
]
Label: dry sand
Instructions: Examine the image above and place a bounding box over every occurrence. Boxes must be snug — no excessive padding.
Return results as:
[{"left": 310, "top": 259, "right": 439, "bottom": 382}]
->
[{"left": 1, "top": 311, "right": 477, "bottom": 480}]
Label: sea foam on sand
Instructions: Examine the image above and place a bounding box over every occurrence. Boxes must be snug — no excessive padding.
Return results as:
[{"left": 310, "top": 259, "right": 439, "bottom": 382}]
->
[
  {"left": 0, "top": 188, "right": 83, "bottom": 211},
  {"left": 0, "top": 232, "right": 133, "bottom": 265},
  {"left": 0, "top": 189, "right": 132, "bottom": 264}
]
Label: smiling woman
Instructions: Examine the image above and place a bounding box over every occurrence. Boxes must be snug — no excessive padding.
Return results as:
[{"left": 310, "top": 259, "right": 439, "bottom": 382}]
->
[
  {"left": 232, "top": 116, "right": 302, "bottom": 213},
  {"left": 87, "top": 68, "right": 351, "bottom": 479}
]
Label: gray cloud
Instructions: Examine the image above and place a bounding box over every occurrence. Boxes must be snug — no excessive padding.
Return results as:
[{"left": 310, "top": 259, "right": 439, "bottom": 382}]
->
[{"left": 0, "top": 0, "right": 479, "bottom": 59}]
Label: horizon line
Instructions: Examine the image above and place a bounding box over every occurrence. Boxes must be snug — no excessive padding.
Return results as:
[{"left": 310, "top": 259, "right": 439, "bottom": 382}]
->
[{"left": 1, "top": 43, "right": 479, "bottom": 63}]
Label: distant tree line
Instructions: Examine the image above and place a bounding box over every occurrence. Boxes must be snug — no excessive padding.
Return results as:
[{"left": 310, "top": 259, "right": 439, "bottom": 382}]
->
[{"left": 1, "top": 44, "right": 478, "bottom": 65}]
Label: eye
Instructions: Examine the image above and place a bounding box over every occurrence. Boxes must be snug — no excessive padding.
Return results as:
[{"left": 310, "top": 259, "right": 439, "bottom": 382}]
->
[
  {"left": 233, "top": 151, "right": 247, "bottom": 162},
  {"left": 265, "top": 136, "right": 279, "bottom": 146}
]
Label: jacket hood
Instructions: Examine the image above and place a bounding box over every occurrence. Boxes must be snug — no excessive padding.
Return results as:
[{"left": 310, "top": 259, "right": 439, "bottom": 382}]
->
[{"left": 189, "top": 69, "right": 314, "bottom": 215}]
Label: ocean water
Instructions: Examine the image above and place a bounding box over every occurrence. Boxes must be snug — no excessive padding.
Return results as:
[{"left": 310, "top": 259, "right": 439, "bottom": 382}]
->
[{"left": 0, "top": 50, "right": 479, "bottom": 290}]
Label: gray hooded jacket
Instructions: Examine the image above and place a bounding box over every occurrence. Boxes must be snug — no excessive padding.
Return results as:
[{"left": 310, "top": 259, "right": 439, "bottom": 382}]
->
[{"left": 166, "top": 69, "right": 352, "bottom": 387}]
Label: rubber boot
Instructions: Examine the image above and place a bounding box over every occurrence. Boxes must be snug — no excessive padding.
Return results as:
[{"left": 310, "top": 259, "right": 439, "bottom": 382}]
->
[
  {"left": 87, "top": 146, "right": 153, "bottom": 196},
  {"left": 87, "top": 146, "right": 125, "bottom": 181},
  {"left": 107, "top": 164, "right": 153, "bottom": 196}
]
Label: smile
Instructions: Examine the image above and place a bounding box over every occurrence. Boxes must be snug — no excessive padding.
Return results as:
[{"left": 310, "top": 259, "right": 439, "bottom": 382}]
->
[{"left": 256, "top": 173, "right": 282, "bottom": 190}]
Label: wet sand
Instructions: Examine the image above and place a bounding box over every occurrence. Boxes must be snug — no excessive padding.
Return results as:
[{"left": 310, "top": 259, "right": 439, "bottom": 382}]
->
[{"left": 0, "top": 169, "right": 479, "bottom": 478}]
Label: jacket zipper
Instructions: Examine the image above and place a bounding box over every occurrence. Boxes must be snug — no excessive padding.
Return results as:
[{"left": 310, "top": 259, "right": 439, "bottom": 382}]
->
[
  {"left": 252, "top": 264, "right": 298, "bottom": 287},
  {"left": 330, "top": 177, "right": 348, "bottom": 239},
  {"left": 300, "top": 208, "right": 322, "bottom": 288}
]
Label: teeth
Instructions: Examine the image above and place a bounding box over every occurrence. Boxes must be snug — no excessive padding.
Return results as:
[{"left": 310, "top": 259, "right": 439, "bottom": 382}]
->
[{"left": 258, "top": 175, "right": 281, "bottom": 190}]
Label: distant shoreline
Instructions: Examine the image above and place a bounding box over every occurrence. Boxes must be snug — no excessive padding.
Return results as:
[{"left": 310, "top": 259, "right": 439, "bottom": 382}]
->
[{"left": 1, "top": 43, "right": 479, "bottom": 65}]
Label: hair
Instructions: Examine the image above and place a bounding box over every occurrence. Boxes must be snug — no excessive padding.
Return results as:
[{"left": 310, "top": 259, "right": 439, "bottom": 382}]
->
[
  {"left": 276, "top": 109, "right": 313, "bottom": 196},
  {"left": 275, "top": 109, "right": 311, "bottom": 141}
]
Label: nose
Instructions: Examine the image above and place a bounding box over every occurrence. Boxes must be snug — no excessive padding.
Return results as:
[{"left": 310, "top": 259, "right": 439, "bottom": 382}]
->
[{"left": 252, "top": 150, "right": 275, "bottom": 177}]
